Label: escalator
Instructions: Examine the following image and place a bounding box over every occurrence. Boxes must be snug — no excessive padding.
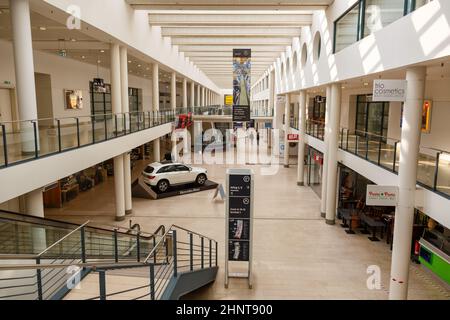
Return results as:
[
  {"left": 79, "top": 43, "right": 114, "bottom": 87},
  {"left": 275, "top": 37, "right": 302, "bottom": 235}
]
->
[{"left": 0, "top": 210, "right": 218, "bottom": 300}]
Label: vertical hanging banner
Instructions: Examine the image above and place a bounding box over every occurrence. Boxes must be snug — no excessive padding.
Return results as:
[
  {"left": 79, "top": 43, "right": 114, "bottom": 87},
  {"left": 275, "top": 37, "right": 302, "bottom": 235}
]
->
[{"left": 232, "top": 49, "right": 251, "bottom": 122}]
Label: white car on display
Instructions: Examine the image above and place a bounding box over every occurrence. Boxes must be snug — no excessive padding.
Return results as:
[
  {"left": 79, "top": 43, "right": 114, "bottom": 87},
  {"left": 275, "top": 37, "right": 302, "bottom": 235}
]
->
[{"left": 142, "top": 162, "right": 208, "bottom": 193}]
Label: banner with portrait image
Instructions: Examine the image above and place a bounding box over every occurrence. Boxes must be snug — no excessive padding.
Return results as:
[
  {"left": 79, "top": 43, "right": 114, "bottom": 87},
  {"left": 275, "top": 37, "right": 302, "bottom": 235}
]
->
[{"left": 232, "top": 49, "right": 251, "bottom": 122}]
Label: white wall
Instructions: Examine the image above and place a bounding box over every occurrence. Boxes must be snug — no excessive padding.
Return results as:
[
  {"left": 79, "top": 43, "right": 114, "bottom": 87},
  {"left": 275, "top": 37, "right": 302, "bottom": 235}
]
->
[
  {"left": 0, "top": 40, "right": 153, "bottom": 122},
  {"left": 34, "top": 0, "right": 220, "bottom": 94}
]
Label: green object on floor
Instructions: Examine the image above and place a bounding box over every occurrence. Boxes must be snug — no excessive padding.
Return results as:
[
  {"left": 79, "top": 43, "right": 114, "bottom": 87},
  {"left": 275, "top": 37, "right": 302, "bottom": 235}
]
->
[{"left": 419, "top": 242, "right": 450, "bottom": 285}]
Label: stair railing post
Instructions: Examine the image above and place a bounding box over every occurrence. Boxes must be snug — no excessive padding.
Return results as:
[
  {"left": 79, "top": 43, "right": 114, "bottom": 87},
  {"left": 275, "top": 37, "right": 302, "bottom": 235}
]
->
[
  {"left": 149, "top": 264, "right": 155, "bottom": 300},
  {"left": 189, "top": 233, "right": 193, "bottom": 271},
  {"left": 172, "top": 230, "right": 177, "bottom": 277},
  {"left": 36, "top": 257, "right": 43, "bottom": 300},
  {"left": 209, "top": 239, "right": 212, "bottom": 268},
  {"left": 215, "top": 241, "right": 218, "bottom": 267},
  {"left": 99, "top": 270, "right": 106, "bottom": 300},
  {"left": 201, "top": 237, "right": 204, "bottom": 269},
  {"left": 136, "top": 232, "right": 141, "bottom": 262},
  {"left": 80, "top": 226, "right": 86, "bottom": 264},
  {"left": 114, "top": 229, "right": 119, "bottom": 263},
  {"left": 153, "top": 236, "right": 157, "bottom": 264}
]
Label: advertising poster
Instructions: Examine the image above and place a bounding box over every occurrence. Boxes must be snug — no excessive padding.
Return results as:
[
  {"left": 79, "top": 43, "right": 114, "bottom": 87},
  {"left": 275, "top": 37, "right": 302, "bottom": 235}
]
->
[
  {"left": 64, "top": 89, "right": 83, "bottom": 109},
  {"left": 228, "top": 240, "right": 250, "bottom": 261},
  {"left": 233, "top": 49, "right": 251, "bottom": 123}
]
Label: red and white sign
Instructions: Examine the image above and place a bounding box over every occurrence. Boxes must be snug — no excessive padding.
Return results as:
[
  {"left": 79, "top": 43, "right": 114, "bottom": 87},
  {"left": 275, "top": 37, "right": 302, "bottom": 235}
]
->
[
  {"left": 287, "top": 134, "right": 299, "bottom": 141},
  {"left": 366, "top": 185, "right": 398, "bottom": 206},
  {"left": 313, "top": 153, "right": 323, "bottom": 165}
]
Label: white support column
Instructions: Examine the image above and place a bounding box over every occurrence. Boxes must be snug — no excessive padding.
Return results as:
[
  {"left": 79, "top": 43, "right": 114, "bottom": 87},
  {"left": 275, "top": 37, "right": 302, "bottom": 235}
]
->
[
  {"left": 153, "top": 63, "right": 160, "bottom": 162},
  {"left": 268, "top": 72, "right": 274, "bottom": 117},
  {"left": 190, "top": 82, "right": 195, "bottom": 108},
  {"left": 196, "top": 84, "right": 201, "bottom": 106},
  {"left": 320, "top": 85, "right": 332, "bottom": 218},
  {"left": 389, "top": 67, "right": 426, "bottom": 300},
  {"left": 202, "top": 87, "right": 206, "bottom": 106},
  {"left": 171, "top": 72, "right": 177, "bottom": 161},
  {"left": 284, "top": 94, "right": 290, "bottom": 167},
  {"left": 297, "top": 90, "right": 307, "bottom": 186},
  {"left": 25, "top": 188, "right": 46, "bottom": 252},
  {"left": 120, "top": 46, "right": 132, "bottom": 215},
  {"left": 325, "top": 83, "right": 341, "bottom": 225},
  {"left": 182, "top": 78, "right": 188, "bottom": 109},
  {"left": 10, "top": 0, "right": 38, "bottom": 153},
  {"left": 111, "top": 43, "right": 125, "bottom": 221}
]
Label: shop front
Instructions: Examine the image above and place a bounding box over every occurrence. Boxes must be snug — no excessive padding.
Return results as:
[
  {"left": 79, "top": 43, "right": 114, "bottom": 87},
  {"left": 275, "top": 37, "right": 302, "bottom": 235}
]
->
[{"left": 306, "top": 146, "right": 323, "bottom": 197}]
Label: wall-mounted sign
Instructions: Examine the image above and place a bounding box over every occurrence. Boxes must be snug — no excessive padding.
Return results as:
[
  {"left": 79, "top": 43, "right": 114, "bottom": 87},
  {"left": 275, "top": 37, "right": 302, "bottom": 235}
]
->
[
  {"left": 277, "top": 95, "right": 286, "bottom": 104},
  {"left": 233, "top": 49, "right": 251, "bottom": 106},
  {"left": 287, "top": 134, "right": 299, "bottom": 141},
  {"left": 372, "top": 79, "right": 406, "bottom": 102},
  {"left": 422, "top": 100, "right": 432, "bottom": 133},
  {"left": 225, "top": 95, "right": 233, "bottom": 106},
  {"left": 225, "top": 168, "right": 253, "bottom": 289},
  {"left": 366, "top": 185, "right": 398, "bottom": 206},
  {"left": 93, "top": 78, "right": 106, "bottom": 93},
  {"left": 64, "top": 89, "right": 83, "bottom": 110}
]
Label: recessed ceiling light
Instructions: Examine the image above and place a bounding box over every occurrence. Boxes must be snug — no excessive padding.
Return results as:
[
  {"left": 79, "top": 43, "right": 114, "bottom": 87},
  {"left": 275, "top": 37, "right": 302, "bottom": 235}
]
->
[
  {"left": 81, "top": 55, "right": 86, "bottom": 59},
  {"left": 71, "top": 38, "right": 76, "bottom": 42},
  {"left": 128, "top": 60, "right": 132, "bottom": 63},
  {"left": 97, "top": 60, "right": 101, "bottom": 64},
  {"left": 138, "top": 64, "right": 141, "bottom": 67},
  {"left": 363, "top": 82, "right": 369, "bottom": 86},
  {"left": 100, "top": 50, "right": 105, "bottom": 53},
  {"left": 146, "top": 67, "right": 149, "bottom": 71},
  {"left": 39, "top": 26, "right": 47, "bottom": 31}
]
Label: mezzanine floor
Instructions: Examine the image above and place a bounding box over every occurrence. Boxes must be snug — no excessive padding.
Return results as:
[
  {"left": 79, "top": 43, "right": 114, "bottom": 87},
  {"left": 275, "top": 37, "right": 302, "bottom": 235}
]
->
[{"left": 45, "top": 152, "right": 449, "bottom": 300}]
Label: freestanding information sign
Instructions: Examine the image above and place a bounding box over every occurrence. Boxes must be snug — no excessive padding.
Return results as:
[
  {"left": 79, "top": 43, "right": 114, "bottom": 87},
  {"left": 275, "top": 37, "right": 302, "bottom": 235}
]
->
[{"left": 225, "top": 168, "right": 254, "bottom": 289}]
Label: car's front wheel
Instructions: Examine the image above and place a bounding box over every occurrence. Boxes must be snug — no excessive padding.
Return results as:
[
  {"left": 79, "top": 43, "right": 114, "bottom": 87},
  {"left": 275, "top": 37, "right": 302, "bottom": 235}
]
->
[
  {"left": 196, "top": 174, "right": 207, "bottom": 186},
  {"left": 156, "top": 179, "right": 170, "bottom": 192}
]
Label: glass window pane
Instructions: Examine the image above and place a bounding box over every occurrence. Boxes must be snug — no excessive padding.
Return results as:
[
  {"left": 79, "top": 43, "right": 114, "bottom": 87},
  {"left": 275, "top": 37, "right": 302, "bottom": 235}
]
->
[
  {"left": 364, "top": 0, "right": 405, "bottom": 37},
  {"left": 335, "top": 3, "right": 360, "bottom": 52}
]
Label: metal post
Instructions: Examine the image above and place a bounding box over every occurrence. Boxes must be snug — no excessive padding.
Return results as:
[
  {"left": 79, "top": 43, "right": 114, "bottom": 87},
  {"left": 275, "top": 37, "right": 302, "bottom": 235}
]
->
[
  {"left": 32, "top": 121, "right": 38, "bottom": 158},
  {"left": 201, "top": 237, "right": 204, "bottom": 269},
  {"left": 136, "top": 233, "right": 141, "bottom": 262},
  {"left": 57, "top": 119, "right": 62, "bottom": 152},
  {"left": 378, "top": 137, "right": 382, "bottom": 165},
  {"left": 209, "top": 239, "right": 212, "bottom": 268},
  {"left": 129, "top": 113, "right": 132, "bottom": 132},
  {"left": 2, "top": 124, "right": 8, "bottom": 166},
  {"left": 149, "top": 264, "right": 155, "bottom": 300},
  {"left": 215, "top": 241, "right": 218, "bottom": 267},
  {"left": 355, "top": 135, "right": 359, "bottom": 155},
  {"left": 189, "top": 233, "right": 193, "bottom": 271},
  {"left": 91, "top": 115, "right": 95, "bottom": 143},
  {"left": 80, "top": 227, "right": 86, "bottom": 264},
  {"left": 114, "top": 114, "right": 118, "bottom": 137},
  {"left": 114, "top": 229, "right": 118, "bottom": 263},
  {"left": 365, "top": 135, "right": 369, "bottom": 159},
  {"left": 433, "top": 152, "right": 440, "bottom": 191},
  {"left": 346, "top": 129, "right": 349, "bottom": 150},
  {"left": 76, "top": 118, "right": 80, "bottom": 147},
  {"left": 36, "top": 257, "right": 43, "bottom": 300},
  {"left": 104, "top": 114, "right": 108, "bottom": 140},
  {"left": 393, "top": 141, "right": 398, "bottom": 172},
  {"left": 172, "top": 230, "right": 177, "bottom": 277},
  {"left": 99, "top": 270, "right": 106, "bottom": 300},
  {"left": 153, "top": 236, "right": 157, "bottom": 264}
]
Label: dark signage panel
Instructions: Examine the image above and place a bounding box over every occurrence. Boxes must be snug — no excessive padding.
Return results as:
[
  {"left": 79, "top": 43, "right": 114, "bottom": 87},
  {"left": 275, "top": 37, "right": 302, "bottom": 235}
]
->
[
  {"left": 229, "top": 175, "right": 251, "bottom": 197},
  {"left": 228, "top": 240, "right": 250, "bottom": 261},
  {"left": 229, "top": 219, "right": 250, "bottom": 240},
  {"left": 232, "top": 105, "right": 250, "bottom": 122},
  {"left": 229, "top": 197, "right": 250, "bottom": 218}
]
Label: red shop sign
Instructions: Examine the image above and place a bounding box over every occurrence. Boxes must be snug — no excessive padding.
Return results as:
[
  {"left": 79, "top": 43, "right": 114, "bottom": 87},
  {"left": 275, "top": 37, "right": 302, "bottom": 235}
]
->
[{"left": 287, "top": 134, "right": 299, "bottom": 141}]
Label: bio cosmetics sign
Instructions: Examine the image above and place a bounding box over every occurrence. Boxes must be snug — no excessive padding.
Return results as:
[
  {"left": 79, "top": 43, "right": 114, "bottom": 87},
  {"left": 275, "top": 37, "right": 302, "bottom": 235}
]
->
[
  {"left": 372, "top": 79, "right": 406, "bottom": 102},
  {"left": 366, "top": 185, "right": 398, "bottom": 206}
]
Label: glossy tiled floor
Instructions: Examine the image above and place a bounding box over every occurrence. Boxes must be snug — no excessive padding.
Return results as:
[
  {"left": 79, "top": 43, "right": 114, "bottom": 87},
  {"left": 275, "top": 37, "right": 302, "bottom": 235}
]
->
[{"left": 46, "top": 151, "right": 450, "bottom": 300}]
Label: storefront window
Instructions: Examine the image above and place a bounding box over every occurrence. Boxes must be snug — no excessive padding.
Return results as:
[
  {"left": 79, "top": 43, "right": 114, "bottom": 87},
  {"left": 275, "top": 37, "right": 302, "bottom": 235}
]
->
[
  {"left": 307, "top": 147, "right": 323, "bottom": 198},
  {"left": 364, "top": 0, "right": 405, "bottom": 37},
  {"left": 334, "top": 3, "right": 360, "bottom": 53},
  {"left": 355, "top": 95, "right": 389, "bottom": 139}
]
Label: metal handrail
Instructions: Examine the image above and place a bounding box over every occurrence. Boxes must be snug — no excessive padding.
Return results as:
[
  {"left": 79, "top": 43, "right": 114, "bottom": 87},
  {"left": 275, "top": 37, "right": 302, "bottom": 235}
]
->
[
  {"left": 172, "top": 224, "right": 217, "bottom": 243},
  {"left": 37, "top": 221, "right": 90, "bottom": 257}
]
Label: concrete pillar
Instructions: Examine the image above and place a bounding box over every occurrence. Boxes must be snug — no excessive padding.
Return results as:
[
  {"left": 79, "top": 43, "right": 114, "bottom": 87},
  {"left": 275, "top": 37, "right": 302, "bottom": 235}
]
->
[
  {"left": 114, "top": 155, "right": 126, "bottom": 221},
  {"left": 297, "top": 90, "right": 307, "bottom": 186},
  {"left": 25, "top": 188, "right": 46, "bottom": 252},
  {"left": 190, "top": 82, "right": 195, "bottom": 108},
  {"left": 120, "top": 46, "right": 132, "bottom": 215},
  {"left": 110, "top": 44, "right": 121, "bottom": 114},
  {"left": 10, "top": 0, "right": 38, "bottom": 153},
  {"left": 284, "top": 94, "right": 290, "bottom": 167},
  {"left": 389, "top": 67, "right": 426, "bottom": 300},
  {"left": 325, "top": 83, "right": 341, "bottom": 225},
  {"left": 269, "top": 72, "right": 274, "bottom": 117},
  {"left": 153, "top": 63, "right": 160, "bottom": 162},
  {"left": 202, "top": 87, "right": 205, "bottom": 106},
  {"left": 320, "top": 85, "right": 332, "bottom": 217},
  {"left": 197, "top": 84, "right": 201, "bottom": 106},
  {"left": 171, "top": 72, "right": 177, "bottom": 111},
  {"left": 183, "top": 78, "right": 188, "bottom": 109}
]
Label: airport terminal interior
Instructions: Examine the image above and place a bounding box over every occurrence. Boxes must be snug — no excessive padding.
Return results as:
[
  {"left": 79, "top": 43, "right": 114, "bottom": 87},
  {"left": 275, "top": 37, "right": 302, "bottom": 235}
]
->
[{"left": 0, "top": 0, "right": 449, "bottom": 301}]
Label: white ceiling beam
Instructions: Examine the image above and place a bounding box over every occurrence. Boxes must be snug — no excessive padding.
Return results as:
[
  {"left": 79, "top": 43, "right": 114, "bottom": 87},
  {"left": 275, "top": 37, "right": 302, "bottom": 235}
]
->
[
  {"left": 127, "top": 0, "right": 329, "bottom": 10},
  {"left": 171, "top": 37, "right": 293, "bottom": 46},
  {"left": 179, "top": 45, "right": 287, "bottom": 52},
  {"left": 184, "top": 51, "right": 280, "bottom": 57},
  {"left": 161, "top": 26, "right": 302, "bottom": 37},
  {"left": 32, "top": 40, "right": 109, "bottom": 50},
  {"left": 148, "top": 13, "right": 312, "bottom": 26}
]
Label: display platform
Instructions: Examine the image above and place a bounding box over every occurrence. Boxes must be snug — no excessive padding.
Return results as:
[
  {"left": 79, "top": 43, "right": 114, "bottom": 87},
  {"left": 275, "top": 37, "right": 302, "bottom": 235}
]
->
[{"left": 132, "top": 176, "right": 218, "bottom": 200}]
